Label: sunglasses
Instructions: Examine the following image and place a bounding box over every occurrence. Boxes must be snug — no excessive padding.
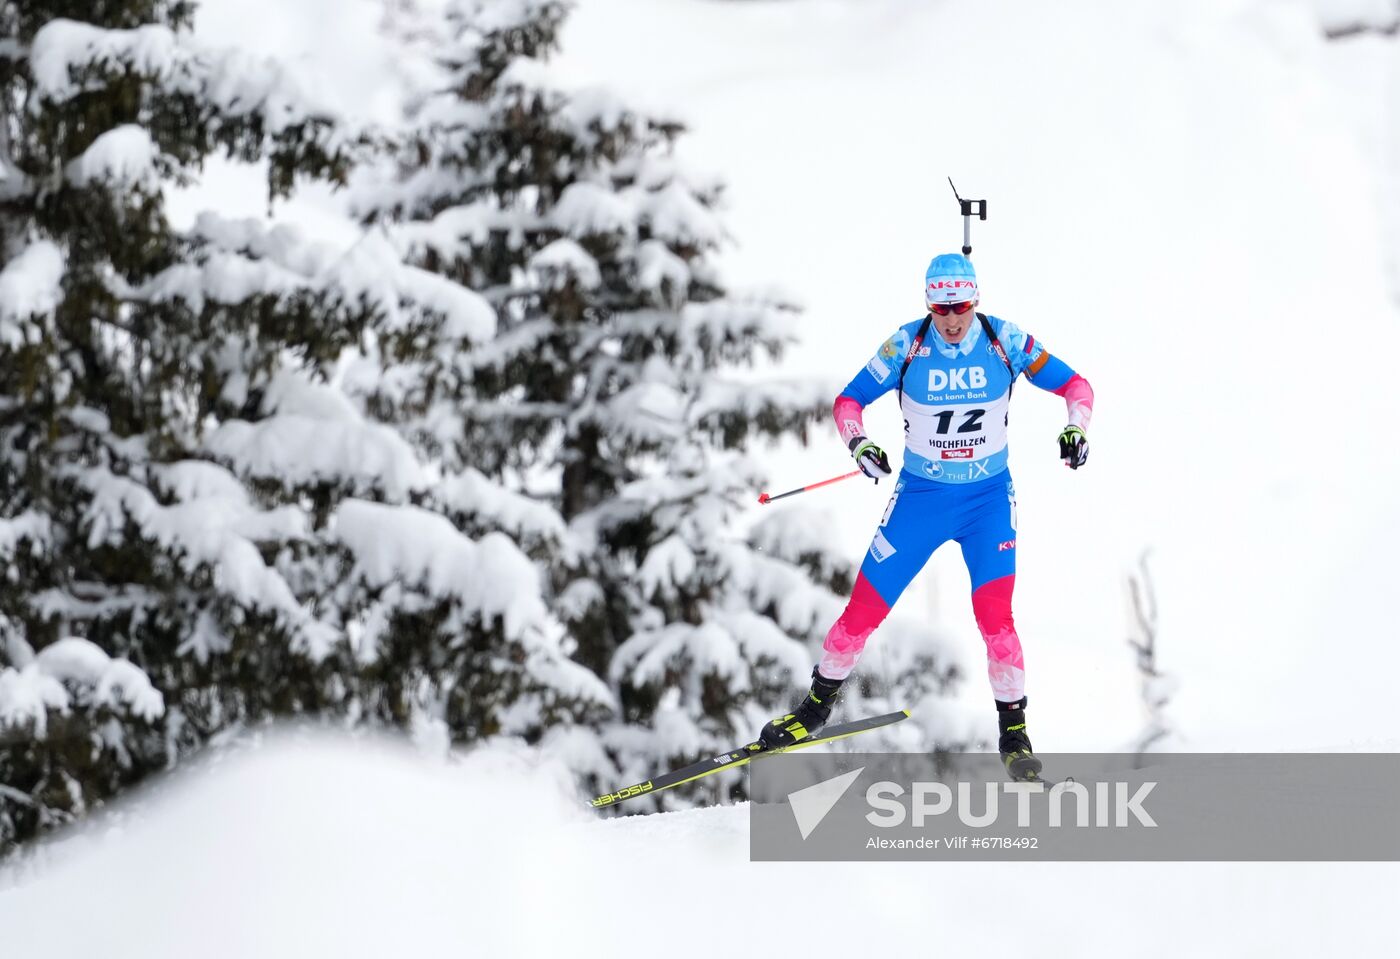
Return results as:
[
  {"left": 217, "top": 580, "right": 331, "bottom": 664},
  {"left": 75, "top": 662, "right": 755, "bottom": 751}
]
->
[{"left": 930, "top": 300, "right": 975, "bottom": 317}]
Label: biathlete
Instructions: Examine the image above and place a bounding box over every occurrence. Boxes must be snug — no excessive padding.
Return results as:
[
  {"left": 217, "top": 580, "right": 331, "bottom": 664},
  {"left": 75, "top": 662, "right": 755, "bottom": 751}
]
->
[{"left": 757, "top": 253, "right": 1094, "bottom": 781}]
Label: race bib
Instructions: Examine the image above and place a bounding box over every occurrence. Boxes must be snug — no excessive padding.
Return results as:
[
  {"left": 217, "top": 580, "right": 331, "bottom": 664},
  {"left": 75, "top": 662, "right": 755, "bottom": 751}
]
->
[{"left": 903, "top": 393, "right": 1011, "bottom": 464}]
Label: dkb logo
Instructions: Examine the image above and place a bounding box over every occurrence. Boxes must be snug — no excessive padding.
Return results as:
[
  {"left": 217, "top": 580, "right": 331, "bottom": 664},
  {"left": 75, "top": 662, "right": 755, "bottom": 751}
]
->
[{"left": 928, "top": 367, "right": 987, "bottom": 391}]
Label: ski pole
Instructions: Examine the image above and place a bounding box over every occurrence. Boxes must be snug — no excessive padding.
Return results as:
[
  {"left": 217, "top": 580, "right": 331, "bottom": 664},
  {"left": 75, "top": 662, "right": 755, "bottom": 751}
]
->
[{"left": 757, "top": 469, "right": 863, "bottom": 505}]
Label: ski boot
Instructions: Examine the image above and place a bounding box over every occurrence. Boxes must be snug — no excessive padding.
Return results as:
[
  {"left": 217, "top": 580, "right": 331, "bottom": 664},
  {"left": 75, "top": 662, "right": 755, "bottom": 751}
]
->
[
  {"left": 759, "top": 667, "right": 844, "bottom": 750},
  {"left": 997, "top": 696, "right": 1044, "bottom": 782}
]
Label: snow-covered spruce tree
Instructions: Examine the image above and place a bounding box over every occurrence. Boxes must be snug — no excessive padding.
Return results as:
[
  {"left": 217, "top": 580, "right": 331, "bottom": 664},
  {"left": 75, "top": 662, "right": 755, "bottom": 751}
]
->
[
  {"left": 360, "top": 0, "right": 960, "bottom": 808},
  {"left": 0, "top": 1, "right": 603, "bottom": 852}
]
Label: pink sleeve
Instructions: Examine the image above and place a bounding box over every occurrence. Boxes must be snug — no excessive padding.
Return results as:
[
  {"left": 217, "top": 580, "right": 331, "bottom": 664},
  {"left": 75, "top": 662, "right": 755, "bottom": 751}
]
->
[
  {"left": 1052, "top": 374, "right": 1094, "bottom": 430},
  {"left": 833, "top": 395, "right": 866, "bottom": 445}
]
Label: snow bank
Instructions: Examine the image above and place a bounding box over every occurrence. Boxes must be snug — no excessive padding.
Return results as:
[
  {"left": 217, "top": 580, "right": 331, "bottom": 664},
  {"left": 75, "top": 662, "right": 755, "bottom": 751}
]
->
[{"left": 0, "top": 730, "right": 1392, "bottom": 956}]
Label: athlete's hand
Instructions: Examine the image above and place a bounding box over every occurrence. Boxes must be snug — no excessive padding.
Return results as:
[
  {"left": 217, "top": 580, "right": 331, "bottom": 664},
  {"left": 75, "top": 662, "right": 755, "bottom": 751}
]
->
[
  {"left": 848, "top": 436, "right": 892, "bottom": 481},
  {"left": 1058, "top": 425, "right": 1089, "bottom": 470}
]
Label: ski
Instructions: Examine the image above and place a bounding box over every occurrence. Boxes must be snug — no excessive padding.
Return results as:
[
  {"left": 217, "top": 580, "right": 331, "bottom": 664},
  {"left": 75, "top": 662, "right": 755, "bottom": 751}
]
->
[{"left": 588, "top": 709, "right": 911, "bottom": 810}]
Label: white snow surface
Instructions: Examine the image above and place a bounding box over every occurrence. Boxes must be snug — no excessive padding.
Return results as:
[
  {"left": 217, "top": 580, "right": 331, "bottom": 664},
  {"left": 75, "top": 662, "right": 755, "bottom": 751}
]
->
[{"left": 0, "top": 730, "right": 1392, "bottom": 956}]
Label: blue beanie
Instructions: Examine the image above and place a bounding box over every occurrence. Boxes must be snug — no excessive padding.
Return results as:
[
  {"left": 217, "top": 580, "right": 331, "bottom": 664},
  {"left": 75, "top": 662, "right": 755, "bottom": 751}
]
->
[{"left": 925, "top": 253, "right": 978, "bottom": 307}]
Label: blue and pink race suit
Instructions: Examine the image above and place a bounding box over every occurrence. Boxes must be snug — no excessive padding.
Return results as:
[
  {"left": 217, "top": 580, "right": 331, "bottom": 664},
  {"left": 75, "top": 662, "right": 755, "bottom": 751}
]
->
[{"left": 822, "top": 313, "right": 1094, "bottom": 703}]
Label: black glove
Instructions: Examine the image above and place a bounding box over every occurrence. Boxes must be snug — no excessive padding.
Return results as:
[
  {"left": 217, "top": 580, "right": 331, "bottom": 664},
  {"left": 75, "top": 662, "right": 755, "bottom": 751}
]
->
[
  {"left": 848, "top": 436, "right": 892, "bottom": 481},
  {"left": 1057, "top": 425, "right": 1089, "bottom": 470}
]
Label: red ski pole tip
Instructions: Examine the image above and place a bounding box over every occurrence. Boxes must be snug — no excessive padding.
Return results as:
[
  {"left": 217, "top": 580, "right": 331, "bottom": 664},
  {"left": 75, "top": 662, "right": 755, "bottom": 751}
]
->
[{"left": 758, "top": 493, "right": 770, "bottom": 504}]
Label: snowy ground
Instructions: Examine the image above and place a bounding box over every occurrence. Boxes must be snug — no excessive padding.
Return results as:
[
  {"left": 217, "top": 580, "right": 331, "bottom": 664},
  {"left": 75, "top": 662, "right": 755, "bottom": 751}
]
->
[{"left": 0, "top": 731, "right": 1393, "bottom": 956}]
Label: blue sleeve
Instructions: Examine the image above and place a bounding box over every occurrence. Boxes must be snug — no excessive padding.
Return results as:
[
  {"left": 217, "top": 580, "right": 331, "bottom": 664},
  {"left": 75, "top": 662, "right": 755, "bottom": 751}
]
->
[
  {"left": 988, "top": 315, "right": 1078, "bottom": 391},
  {"left": 1027, "top": 353, "right": 1077, "bottom": 392},
  {"left": 840, "top": 322, "right": 920, "bottom": 405}
]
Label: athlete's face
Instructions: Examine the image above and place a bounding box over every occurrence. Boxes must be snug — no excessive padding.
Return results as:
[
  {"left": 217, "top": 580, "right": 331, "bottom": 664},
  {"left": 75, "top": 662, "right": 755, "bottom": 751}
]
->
[{"left": 931, "top": 298, "right": 977, "bottom": 344}]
